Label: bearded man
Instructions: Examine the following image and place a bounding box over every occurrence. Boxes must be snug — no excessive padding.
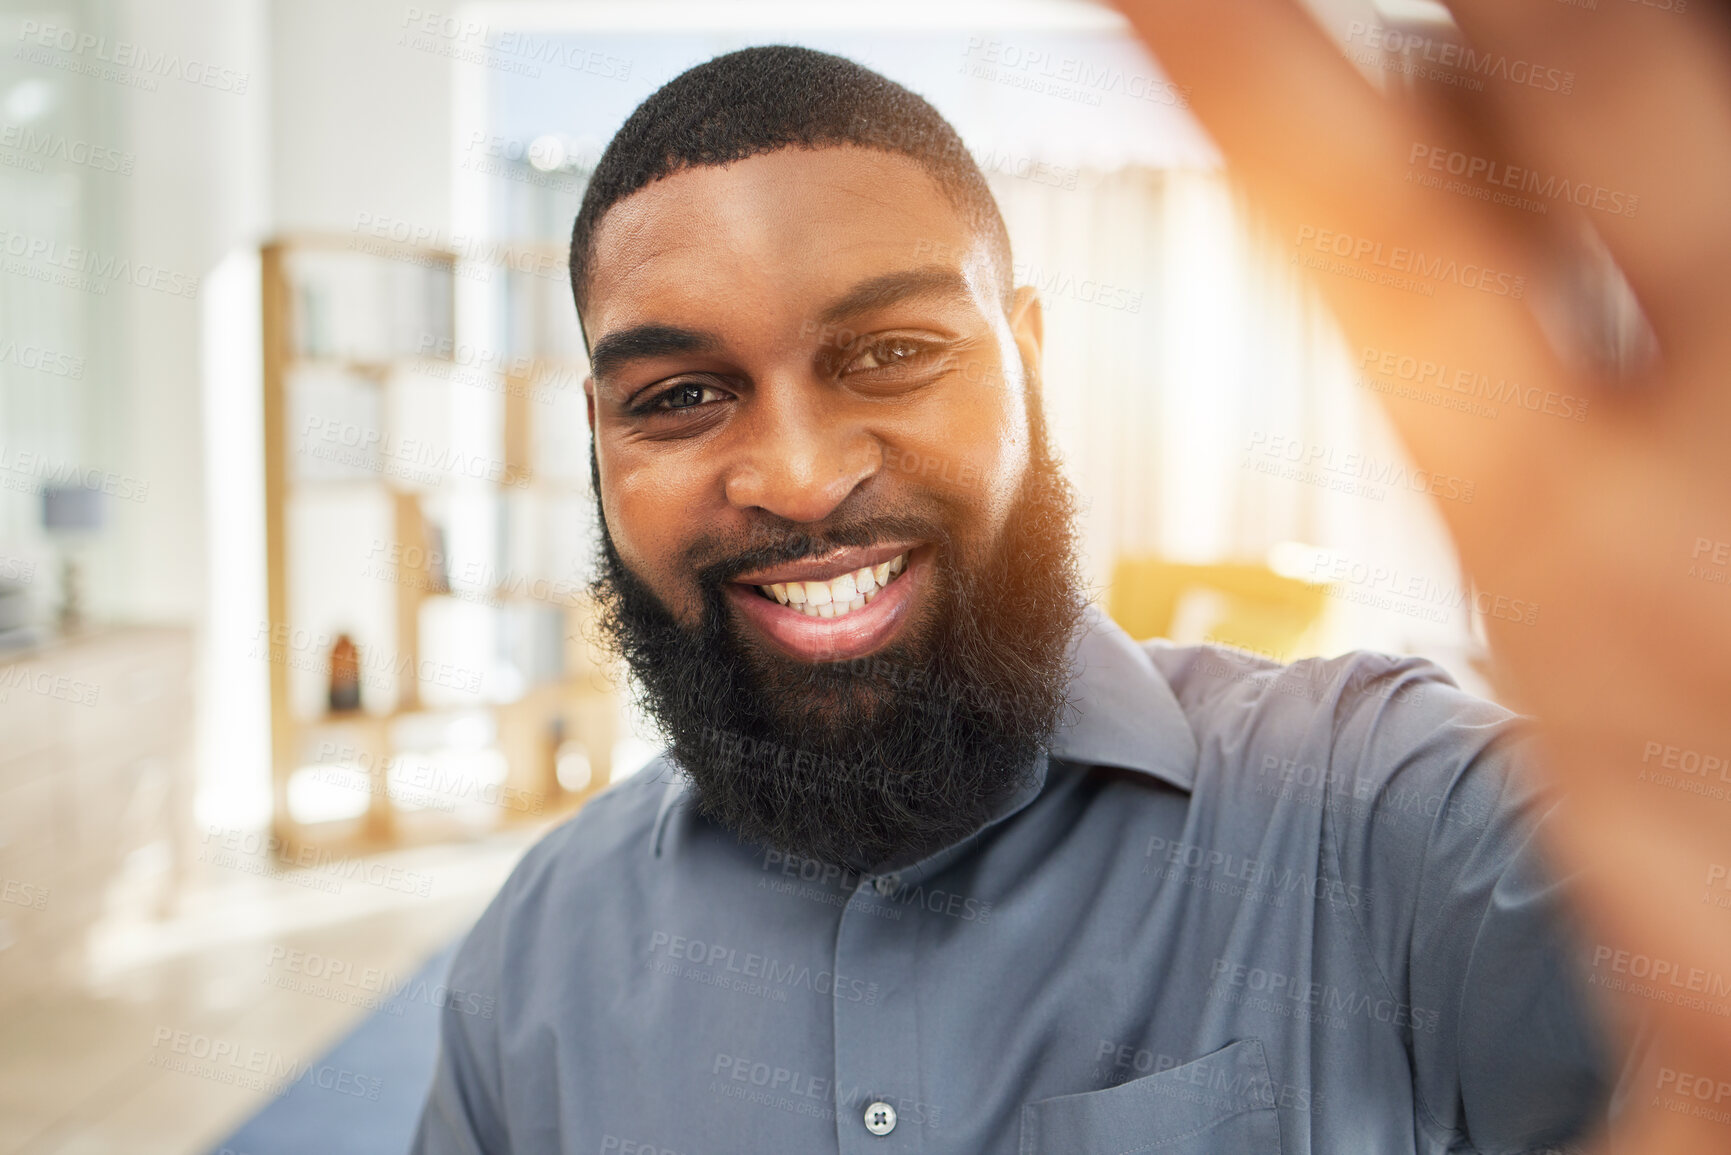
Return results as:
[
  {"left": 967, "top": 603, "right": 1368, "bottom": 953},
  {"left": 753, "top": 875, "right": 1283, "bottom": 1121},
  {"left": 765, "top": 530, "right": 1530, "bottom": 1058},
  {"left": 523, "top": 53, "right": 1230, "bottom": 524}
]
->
[{"left": 413, "top": 46, "right": 1615, "bottom": 1155}]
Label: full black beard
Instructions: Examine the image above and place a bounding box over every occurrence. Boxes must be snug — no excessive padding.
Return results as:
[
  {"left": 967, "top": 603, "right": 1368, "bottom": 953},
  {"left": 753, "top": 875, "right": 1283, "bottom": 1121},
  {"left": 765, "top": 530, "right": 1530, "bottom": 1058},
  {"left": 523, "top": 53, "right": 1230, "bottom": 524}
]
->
[{"left": 589, "top": 421, "right": 1086, "bottom": 872}]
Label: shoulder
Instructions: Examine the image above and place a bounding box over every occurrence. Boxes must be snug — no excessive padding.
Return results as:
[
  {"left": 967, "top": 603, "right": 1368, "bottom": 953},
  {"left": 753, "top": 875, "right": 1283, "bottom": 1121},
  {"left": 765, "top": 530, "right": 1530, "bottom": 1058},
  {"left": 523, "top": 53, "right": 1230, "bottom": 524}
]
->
[
  {"left": 1145, "top": 641, "right": 1509, "bottom": 744},
  {"left": 1141, "top": 642, "right": 1528, "bottom": 823}
]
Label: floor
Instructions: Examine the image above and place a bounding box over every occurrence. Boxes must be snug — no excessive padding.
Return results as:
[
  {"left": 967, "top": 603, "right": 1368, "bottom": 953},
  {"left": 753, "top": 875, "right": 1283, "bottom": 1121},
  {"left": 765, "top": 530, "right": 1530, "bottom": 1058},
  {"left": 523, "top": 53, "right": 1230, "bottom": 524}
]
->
[{"left": 0, "top": 825, "right": 545, "bottom": 1155}]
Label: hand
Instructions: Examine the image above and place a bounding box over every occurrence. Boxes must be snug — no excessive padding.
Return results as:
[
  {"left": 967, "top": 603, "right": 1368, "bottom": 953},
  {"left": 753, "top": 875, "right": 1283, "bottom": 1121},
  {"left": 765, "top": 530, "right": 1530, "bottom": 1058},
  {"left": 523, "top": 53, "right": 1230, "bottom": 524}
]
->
[{"left": 1111, "top": 2, "right": 1731, "bottom": 1150}]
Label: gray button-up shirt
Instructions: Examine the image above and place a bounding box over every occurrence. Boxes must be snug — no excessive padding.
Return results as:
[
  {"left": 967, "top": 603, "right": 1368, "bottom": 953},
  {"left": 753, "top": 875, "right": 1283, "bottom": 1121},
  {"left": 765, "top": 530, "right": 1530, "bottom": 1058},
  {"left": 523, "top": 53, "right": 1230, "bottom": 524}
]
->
[{"left": 413, "top": 608, "right": 1612, "bottom": 1154}]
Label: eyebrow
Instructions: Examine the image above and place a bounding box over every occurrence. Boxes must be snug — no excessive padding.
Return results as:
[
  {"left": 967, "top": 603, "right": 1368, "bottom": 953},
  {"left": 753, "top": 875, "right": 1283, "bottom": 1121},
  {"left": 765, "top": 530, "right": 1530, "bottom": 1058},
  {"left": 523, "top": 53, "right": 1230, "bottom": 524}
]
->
[
  {"left": 589, "top": 323, "right": 721, "bottom": 383},
  {"left": 587, "top": 265, "right": 972, "bottom": 383},
  {"left": 816, "top": 265, "right": 972, "bottom": 326}
]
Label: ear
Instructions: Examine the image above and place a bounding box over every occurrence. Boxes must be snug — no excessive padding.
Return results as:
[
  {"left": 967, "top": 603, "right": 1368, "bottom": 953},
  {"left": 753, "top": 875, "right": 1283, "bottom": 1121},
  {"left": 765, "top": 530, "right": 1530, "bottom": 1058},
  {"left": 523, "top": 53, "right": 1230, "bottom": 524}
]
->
[
  {"left": 1007, "top": 285, "right": 1044, "bottom": 379},
  {"left": 584, "top": 375, "right": 597, "bottom": 434}
]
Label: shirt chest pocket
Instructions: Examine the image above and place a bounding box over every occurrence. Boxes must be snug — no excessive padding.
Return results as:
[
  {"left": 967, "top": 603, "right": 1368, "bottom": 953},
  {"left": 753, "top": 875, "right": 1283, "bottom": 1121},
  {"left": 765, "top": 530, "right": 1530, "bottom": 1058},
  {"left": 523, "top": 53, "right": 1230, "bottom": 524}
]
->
[{"left": 1018, "top": 1039, "right": 1283, "bottom": 1155}]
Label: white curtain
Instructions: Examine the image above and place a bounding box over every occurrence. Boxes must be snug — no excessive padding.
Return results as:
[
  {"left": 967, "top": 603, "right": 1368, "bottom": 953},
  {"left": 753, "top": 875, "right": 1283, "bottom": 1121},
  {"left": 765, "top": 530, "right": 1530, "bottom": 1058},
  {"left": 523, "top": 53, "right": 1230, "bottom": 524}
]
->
[{"left": 989, "top": 165, "right": 1486, "bottom": 685}]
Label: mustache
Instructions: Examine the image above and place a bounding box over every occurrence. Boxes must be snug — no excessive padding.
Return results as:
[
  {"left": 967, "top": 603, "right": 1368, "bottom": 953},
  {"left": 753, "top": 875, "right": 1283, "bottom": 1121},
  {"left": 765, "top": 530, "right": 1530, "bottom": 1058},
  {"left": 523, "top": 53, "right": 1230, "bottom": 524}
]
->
[{"left": 684, "top": 511, "right": 955, "bottom": 590}]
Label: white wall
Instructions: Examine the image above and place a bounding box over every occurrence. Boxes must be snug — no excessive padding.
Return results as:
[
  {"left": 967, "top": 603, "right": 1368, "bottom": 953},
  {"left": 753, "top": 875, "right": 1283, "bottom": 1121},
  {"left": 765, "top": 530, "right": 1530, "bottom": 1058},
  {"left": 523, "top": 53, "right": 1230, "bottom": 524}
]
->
[
  {"left": 96, "top": 0, "right": 270, "bottom": 624},
  {"left": 269, "top": 0, "right": 453, "bottom": 233}
]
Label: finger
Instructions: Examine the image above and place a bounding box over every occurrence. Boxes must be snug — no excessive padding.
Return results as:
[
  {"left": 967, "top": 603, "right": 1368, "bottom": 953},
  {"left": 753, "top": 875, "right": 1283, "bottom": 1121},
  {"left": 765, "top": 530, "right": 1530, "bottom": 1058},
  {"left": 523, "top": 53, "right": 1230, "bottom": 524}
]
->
[{"left": 1440, "top": 0, "right": 1731, "bottom": 362}]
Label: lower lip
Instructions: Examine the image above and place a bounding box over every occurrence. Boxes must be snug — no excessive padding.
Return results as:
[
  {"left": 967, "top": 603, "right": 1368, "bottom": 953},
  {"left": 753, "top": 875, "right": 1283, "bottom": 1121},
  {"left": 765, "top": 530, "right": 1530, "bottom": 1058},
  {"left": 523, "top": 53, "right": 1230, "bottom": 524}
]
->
[{"left": 724, "top": 552, "right": 926, "bottom": 663}]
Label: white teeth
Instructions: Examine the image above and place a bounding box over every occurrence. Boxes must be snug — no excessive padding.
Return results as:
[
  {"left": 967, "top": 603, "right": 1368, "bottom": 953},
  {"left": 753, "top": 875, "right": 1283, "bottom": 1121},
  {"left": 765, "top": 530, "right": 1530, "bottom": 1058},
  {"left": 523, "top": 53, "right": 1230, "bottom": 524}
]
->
[{"left": 756, "top": 551, "right": 910, "bottom": 619}]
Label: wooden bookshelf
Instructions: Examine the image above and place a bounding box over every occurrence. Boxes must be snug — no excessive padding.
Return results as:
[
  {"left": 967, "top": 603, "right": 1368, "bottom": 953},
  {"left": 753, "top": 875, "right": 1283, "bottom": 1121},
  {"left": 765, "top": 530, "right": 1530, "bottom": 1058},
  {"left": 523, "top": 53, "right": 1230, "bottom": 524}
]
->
[{"left": 258, "top": 236, "right": 614, "bottom": 857}]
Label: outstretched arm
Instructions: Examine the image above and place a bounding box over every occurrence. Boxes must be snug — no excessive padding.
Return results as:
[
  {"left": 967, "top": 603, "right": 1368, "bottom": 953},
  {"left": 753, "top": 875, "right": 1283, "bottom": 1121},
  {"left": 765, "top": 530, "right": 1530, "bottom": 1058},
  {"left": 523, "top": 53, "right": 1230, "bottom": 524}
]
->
[{"left": 1112, "top": 2, "right": 1731, "bottom": 1151}]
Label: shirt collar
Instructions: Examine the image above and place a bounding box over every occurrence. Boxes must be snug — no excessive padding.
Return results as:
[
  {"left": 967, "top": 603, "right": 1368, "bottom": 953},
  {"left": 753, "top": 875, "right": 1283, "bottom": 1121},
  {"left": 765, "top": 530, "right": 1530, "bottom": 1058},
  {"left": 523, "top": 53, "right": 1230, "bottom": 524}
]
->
[{"left": 1048, "top": 604, "right": 1198, "bottom": 792}]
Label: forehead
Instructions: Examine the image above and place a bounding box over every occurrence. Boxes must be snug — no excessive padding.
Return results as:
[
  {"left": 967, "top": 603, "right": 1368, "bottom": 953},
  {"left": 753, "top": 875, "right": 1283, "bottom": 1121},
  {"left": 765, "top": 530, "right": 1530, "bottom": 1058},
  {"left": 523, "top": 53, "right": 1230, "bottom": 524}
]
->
[{"left": 583, "top": 147, "right": 995, "bottom": 341}]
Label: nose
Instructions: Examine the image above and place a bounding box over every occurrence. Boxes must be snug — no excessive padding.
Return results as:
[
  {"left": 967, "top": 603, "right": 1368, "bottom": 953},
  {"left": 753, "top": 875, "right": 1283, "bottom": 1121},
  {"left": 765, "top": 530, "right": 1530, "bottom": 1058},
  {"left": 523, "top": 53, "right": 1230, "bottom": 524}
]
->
[{"left": 722, "top": 379, "right": 880, "bottom": 523}]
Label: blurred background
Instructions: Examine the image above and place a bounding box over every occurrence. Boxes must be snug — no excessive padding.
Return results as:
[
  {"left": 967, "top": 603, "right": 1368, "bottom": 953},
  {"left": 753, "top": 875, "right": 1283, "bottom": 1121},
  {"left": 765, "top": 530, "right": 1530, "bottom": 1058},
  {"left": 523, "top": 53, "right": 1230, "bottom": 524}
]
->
[{"left": 0, "top": 0, "right": 1483, "bottom": 1151}]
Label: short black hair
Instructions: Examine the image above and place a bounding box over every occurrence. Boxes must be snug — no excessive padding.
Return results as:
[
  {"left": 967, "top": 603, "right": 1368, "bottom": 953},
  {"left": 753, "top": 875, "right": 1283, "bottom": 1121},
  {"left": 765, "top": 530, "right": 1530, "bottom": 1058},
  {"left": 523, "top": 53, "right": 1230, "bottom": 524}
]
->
[{"left": 568, "top": 45, "right": 1013, "bottom": 343}]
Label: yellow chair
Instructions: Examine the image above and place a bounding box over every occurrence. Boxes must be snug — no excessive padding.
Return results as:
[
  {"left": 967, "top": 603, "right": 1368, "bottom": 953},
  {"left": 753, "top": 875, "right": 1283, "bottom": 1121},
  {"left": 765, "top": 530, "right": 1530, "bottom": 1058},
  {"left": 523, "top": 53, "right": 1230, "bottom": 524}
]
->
[{"left": 1107, "top": 558, "right": 1329, "bottom": 665}]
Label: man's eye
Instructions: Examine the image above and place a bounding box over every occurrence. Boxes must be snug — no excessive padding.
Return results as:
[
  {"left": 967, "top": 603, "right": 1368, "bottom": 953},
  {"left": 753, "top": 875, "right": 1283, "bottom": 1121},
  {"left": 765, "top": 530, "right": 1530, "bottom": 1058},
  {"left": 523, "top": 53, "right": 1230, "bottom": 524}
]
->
[
  {"left": 844, "top": 339, "right": 930, "bottom": 373},
  {"left": 653, "top": 382, "right": 726, "bottom": 411}
]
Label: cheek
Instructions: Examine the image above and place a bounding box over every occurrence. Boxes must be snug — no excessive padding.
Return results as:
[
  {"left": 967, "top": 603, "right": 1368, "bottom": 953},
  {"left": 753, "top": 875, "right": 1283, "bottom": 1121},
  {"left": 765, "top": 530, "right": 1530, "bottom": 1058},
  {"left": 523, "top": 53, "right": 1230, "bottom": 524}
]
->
[
  {"left": 600, "top": 440, "right": 714, "bottom": 617},
  {"left": 934, "top": 364, "right": 1030, "bottom": 529}
]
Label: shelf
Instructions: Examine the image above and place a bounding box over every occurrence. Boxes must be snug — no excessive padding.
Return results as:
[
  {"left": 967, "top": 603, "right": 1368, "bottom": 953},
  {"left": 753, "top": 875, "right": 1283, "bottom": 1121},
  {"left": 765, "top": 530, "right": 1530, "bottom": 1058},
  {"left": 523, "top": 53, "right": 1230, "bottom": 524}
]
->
[{"left": 262, "top": 236, "right": 614, "bottom": 856}]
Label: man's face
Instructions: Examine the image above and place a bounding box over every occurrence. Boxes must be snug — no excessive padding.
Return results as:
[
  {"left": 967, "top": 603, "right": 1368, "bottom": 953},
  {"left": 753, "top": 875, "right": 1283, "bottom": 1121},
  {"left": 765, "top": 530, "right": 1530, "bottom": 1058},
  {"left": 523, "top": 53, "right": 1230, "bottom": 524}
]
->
[
  {"left": 580, "top": 145, "right": 1083, "bottom": 869},
  {"left": 583, "top": 146, "right": 1041, "bottom": 661}
]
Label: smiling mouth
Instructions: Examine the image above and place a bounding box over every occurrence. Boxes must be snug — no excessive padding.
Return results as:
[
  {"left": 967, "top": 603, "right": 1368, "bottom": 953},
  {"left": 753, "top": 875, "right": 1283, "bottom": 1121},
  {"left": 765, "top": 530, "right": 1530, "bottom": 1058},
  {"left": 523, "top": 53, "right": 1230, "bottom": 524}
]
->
[{"left": 754, "top": 552, "right": 909, "bottom": 619}]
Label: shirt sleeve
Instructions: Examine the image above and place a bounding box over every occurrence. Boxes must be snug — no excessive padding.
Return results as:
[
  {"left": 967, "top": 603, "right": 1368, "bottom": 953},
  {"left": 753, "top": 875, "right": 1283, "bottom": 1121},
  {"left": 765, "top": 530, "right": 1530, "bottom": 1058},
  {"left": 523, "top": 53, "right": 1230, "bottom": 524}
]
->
[
  {"left": 411, "top": 899, "right": 513, "bottom": 1155},
  {"left": 1320, "top": 654, "right": 1617, "bottom": 1153}
]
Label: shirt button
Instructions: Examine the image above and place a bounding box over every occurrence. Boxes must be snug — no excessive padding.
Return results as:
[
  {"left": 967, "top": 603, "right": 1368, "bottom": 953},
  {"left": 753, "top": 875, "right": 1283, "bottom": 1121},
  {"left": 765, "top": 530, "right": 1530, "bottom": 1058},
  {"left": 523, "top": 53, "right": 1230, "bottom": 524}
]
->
[
  {"left": 863, "top": 1101, "right": 898, "bottom": 1136},
  {"left": 872, "top": 874, "right": 899, "bottom": 896}
]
